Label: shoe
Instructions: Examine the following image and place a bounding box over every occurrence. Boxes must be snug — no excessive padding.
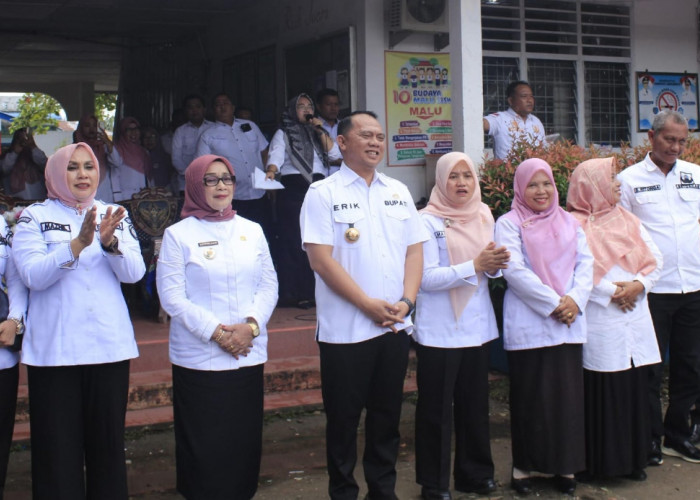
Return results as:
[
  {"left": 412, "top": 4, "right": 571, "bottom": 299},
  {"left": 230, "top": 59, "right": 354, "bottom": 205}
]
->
[
  {"left": 690, "top": 423, "right": 700, "bottom": 445},
  {"left": 648, "top": 439, "right": 664, "bottom": 466},
  {"left": 554, "top": 475, "right": 577, "bottom": 495},
  {"left": 510, "top": 476, "right": 532, "bottom": 496},
  {"left": 625, "top": 469, "right": 647, "bottom": 481},
  {"left": 662, "top": 439, "right": 700, "bottom": 463},
  {"left": 455, "top": 478, "right": 496, "bottom": 495},
  {"left": 297, "top": 299, "right": 315, "bottom": 309},
  {"left": 420, "top": 487, "right": 451, "bottom": 500}
]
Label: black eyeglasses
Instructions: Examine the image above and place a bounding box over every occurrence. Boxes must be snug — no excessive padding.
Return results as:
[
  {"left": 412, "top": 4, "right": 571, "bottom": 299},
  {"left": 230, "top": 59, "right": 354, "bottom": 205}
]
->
[{"left": 203, "top": 175, "right": 236, "bottom": 187}]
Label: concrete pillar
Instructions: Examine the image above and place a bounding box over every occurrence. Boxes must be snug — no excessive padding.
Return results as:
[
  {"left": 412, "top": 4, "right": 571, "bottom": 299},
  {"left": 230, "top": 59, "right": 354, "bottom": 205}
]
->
[{"left": 449, "top": 0, "right": 484, "bottom": 163}]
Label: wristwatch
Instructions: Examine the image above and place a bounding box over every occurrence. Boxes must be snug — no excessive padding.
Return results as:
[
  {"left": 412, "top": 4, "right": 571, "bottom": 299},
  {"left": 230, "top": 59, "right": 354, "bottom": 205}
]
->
[
  {"left": 399, "top": 297, "right": 415, "bottom": 317},
  {"left": 247, "top": 321, "right": 260, "bottom": 338},
  {"left": 8, "top": 318, "right": 24, "bottom": 335},
  {"left": 101, "top": 237, "right": 119, "bottom": 254}
]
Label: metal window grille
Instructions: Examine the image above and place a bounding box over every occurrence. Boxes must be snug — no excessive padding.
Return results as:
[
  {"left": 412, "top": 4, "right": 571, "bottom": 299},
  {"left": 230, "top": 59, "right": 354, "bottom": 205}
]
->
[
  {"left": 482, "top": 57, "right": 520, "bottom": 147},
  {"left": 584, "top": 62, "right": 630, "bottom": 144},
  {"left": 528, "top": 59, "right": 577, "bottom": 142}
]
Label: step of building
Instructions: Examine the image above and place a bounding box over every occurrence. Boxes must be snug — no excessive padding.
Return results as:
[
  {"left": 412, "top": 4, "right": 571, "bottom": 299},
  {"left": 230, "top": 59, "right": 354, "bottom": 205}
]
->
[{"left": 11, "top": 309, "right": 423, "bottom": 442}]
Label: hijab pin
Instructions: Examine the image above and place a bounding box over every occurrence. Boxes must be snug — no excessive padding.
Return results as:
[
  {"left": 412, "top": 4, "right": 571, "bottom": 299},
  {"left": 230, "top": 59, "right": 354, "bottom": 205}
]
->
[
  {"left": 444, "top": 218, "right": 452, "bottom": 228},
  {"left": 589, "top": 215, "right": 596, "bottom": 222}
]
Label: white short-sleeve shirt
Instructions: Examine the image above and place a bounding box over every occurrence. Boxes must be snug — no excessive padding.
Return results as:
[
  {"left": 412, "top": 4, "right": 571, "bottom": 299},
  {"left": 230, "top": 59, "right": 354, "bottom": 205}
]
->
[
  {"left": 485, "top": 108, "right": 546, "bottom": 159},
  {"left": 300, "top": 164, "right": 429, "bottom": 344}
]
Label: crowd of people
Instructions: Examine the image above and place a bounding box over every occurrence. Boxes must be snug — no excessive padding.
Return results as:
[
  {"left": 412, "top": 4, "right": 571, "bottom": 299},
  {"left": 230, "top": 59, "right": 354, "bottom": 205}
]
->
[{"left": 0, "top": 82, "right": 695, "bottom": 500}]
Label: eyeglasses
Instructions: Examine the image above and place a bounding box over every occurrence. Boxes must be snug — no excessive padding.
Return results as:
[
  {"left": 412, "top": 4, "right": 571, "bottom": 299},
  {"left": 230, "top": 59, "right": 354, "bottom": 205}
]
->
[
  {"left": 202, "top": 175, "right": 236, "bottom": 187},
  {"left": 296, "top": 105, "right": 314, "bottom": 112}
]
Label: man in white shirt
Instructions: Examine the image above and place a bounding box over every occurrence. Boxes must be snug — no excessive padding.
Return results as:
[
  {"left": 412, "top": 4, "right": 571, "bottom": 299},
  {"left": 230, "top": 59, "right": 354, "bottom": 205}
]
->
[
  {"left": 171, "top": 94, "right": 213, "bottom": 194},
  {"left": 196, "top": 93, "right": 269, "bottom": 224},
  {"left": 301, "top": 111, "right": 428, "bottom": 499},
  {"left": 316, "top": 88, "right": 343, "bottom": 167},
  {"left": 619, "top": 110, "right": 700, "bottom": 465},
  {"left": 483, "top": 81, "right": 546, "bottom": 160}
]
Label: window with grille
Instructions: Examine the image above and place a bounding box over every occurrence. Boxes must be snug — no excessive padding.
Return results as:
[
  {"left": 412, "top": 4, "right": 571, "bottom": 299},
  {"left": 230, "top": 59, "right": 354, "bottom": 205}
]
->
[
  {"left": 483, "top": 57, "right": 520, "bottom": 147},
  {"left": 528, "top": 59, "right": 577, "bottom": 142},
  {"left": 585, "top": 62, "right": 630, "bottom": 144},
  {"left": 481, "top": 0, "right": 631, "bottom": 145}
]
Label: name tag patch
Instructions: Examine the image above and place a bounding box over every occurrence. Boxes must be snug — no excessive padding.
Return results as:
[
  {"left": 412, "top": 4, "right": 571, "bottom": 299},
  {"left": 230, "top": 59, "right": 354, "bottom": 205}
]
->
[
  {"left": 198, "top": 241, "right": 219, "bottom": 247},
  {"left": 434, "top": 230, "right": 445, "bottom": 238},
  {"left": 634, "top": 185, "right": 661, "bottom": 193},
  {"left": 40, "top": 222, "right": 71, "bottom": 233}
]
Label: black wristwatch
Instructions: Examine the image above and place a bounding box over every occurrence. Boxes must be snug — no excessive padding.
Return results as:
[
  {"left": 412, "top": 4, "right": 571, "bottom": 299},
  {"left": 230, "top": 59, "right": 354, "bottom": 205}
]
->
[
  {"left": 399, "top": 297, "right": 415, "bottom": 317},
  {"left": 101, "top": 237, "right": 119, "bottom": 254}
]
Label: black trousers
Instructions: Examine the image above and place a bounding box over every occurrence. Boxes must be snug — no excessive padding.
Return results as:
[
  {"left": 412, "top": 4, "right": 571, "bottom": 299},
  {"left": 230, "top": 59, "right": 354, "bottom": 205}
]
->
[
  {"left": 648, "top": 291, "right": 700, "bottom": 444},
  {"left": 27, "top": 360, "right": 130, "bottom": 500},
  {"left": 319, "top": 331, "right": 410, "bottom": 500},
  {"left": 414, "top": 342, "right": 494, "bottom": 490},
  {"left": 172, "top": 364, "right": 264, "bottom": 500},
  {"left": 0, "top": 363, "right": 18, "bottom": 499},
  {"left": 275, "top": 175, "right": 316, "bottom": 305}
]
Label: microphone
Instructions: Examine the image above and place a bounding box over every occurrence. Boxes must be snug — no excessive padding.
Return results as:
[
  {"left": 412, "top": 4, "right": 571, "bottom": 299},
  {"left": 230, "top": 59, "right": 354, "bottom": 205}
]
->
[{"left": 305, "top": 114, "right": 324, "bottom": 131}]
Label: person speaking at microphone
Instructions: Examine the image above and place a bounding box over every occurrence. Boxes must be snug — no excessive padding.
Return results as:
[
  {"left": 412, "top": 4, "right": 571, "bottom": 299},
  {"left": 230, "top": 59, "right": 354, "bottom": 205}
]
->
[{"left": 265, "top": 93, "right": 342, "bottom": 308}]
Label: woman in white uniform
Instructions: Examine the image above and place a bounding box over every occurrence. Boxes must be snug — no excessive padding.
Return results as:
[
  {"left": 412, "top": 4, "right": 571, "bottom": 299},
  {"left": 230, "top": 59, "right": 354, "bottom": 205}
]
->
[
  {"left": 157, "top": 154, "right": 278, "bottom": 499},
  {"left": 12, "top": 143, "right": 145, "bottom": 499},
  {"left": 0, "top": 216, "right": 28, "bottom": 497},
  {"left": 567, "top": 157, "right": 661, "bottom": 481},
  {"left": 495, "top": 158, "right": 593, "bottom": 496},
  {"left": 414, "top": 152, "right": 509, "bottom": 500}
]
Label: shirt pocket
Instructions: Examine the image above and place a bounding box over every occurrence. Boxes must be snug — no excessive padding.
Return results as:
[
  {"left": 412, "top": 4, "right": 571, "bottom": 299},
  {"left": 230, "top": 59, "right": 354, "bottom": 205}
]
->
[
  {"left": 633, "top": 191, "right": 661, "bottom": 205},
  {"left": 678, "top": 188, "right": 700, "bottom": 203},
  {"left": 333, "top": 210, "right": 366, "bottom": 249}
]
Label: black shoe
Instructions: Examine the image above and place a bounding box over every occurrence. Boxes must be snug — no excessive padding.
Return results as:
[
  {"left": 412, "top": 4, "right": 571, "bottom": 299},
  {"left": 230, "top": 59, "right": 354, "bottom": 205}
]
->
[
  {"left": 420, "top": 486, "right": 452, "bottom": 500},
  {"left": 648, "top": 439, "right": 664, "bottom": 466},
  {"left": 662, "top": 439, "right": 700, "bottom": 463},
  {"left": 455, "top": 478, "right": 496, "bottom": 495},
  {"left": 554, "top": 476, "right": 576, "bottom": 495},
  {"left": 625, "top": 469, "right": 647, "bottom": 481},
  {"left": 296, "top": 299, "right": 315, "bottom": 309},
  {"left": 510, "top": 476, "right": 532, "bottom": 496},
  {"left": 690, "top": 423, "right": 700, "bottom": 445}
]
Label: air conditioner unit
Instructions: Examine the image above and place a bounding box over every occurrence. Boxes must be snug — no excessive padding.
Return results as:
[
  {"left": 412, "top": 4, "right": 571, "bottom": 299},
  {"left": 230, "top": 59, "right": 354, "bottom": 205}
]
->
[{"left": 389, "top": 0, "right": 449, "bottom": 33}]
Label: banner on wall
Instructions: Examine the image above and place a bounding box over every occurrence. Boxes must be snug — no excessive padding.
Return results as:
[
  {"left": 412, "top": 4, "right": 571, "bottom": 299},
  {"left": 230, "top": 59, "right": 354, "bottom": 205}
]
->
[
  {"left": 636, "top": 71, "right": 699, "bottom": 131},
  {"left": 384, "top": 51, "right": 452, "bottom": 166}
]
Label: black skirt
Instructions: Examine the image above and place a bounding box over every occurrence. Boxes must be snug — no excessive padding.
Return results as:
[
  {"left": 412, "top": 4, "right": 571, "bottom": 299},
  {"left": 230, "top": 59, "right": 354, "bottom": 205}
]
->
[
  {"left": 583, "top": 365, "right": 649, "bottom": 477},
  {"left": 508, "top": 343, "right": 585, "bottom": 475},
  {"left": 172, "top": 363, "right": 264, "bottom": 500}
]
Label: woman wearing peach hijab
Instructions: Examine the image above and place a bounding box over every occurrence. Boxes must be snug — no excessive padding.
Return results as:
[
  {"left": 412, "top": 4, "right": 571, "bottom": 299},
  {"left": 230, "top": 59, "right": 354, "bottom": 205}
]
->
[
  {"left": 12, "top": 143, "right": 145, "bottom": 499},
  {"left": 495, "top": 158, "right": 593, "bottom": 496},
  {"left": 414, "top": 152, "right": 510, "bottom": 499},
  {"left": 567, "top": 157, "right": 661, "bottom": 481}
]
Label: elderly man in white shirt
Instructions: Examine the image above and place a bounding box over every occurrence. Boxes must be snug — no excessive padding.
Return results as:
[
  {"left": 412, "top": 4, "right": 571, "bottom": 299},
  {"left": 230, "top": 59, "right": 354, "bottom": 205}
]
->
[
  {"left": 301, "top": 111, "right": 428, "bottom": 500},
  {"left": 619, "top": 110, "right": 700, "bottom": 465}
]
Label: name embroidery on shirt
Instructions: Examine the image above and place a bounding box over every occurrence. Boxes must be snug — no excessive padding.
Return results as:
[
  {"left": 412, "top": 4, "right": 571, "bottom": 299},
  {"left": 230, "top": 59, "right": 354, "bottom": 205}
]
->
[
  {"left": 634, "top": 185, "right": 661, "bottom": 193},
  {"left": 16, "top": 216, "right": 31, "bottom": 224},
  {"left": 333, "top": 203, "right": 360, "bottom": 211},
  {"left": 434, "top": 231, "right": 445, "bottom": 238},
  {"left": 198, "top": 241, "right": 219, "bottom": 247},
  {"left": 384, "top": 200, "right": 408, "bottom": 207},
  {"left": 40, "top": 222, "right": 71, "bottom": 233}
]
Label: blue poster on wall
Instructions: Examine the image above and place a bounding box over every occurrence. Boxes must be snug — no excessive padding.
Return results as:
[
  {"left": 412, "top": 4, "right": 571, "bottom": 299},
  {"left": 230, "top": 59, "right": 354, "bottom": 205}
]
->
[{"left": 637, "top": 72, "right": 699, "bottom": 131}]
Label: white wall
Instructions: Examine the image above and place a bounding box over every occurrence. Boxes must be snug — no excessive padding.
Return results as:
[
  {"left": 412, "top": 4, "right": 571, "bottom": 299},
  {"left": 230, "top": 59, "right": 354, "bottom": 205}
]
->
[{"left": 631, "top": 0, "right": 700, "bottom": 144}]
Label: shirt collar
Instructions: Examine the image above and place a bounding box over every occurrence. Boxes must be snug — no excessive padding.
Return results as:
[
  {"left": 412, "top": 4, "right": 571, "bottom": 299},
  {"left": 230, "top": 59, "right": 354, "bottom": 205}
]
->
[
  {"left": 339, "top": 163, "right": 385, "bottom": 187},
  {"left": 506, "top": 107, "right": 529, "bottom": 122},
  {"left": 644, "top": 152, "right": 676, "bottom": 173}
]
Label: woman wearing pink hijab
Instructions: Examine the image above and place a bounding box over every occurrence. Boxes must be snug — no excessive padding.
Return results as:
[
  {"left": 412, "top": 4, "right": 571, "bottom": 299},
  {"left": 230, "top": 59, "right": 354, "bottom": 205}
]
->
[
  {"left": 12, "top": 143, "right": 145, "bottom": 498},
  {"left": 414, "top": 152, "right": 509, "bottom": 499},
  {"left": 494, "top": 158, "right": 593, "bottom": 496},
  {"left": 567, "top": 157, "right": 661, "bottom": 481},
  {"left": 112, "top": 116, "right": 151, "bottom": 201},
  {"left": 157, "top": 155, "right": 278, "bottom": 499}
]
